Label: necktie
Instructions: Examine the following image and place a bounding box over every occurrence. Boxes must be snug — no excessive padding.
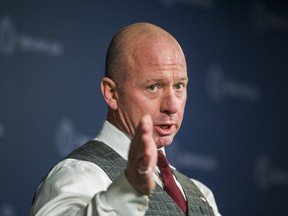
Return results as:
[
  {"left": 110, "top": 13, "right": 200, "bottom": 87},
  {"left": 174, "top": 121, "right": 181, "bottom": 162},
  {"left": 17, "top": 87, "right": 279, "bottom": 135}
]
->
[{"left": 157, "top": 150, "right": 187, "bottom": 214}]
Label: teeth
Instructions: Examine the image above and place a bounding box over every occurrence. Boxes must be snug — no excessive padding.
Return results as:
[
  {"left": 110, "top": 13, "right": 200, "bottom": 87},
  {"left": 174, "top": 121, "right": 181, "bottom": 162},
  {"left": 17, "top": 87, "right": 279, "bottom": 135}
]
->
[{"left": 160, "top": 125, "right": 169, "bottom": 129}]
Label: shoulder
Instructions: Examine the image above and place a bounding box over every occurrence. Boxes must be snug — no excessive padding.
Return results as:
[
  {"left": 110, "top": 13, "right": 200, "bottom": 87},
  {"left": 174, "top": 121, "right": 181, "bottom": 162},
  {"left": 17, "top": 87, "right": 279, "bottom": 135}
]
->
[
  {"left": 48, "top": 158, "right": 109, "bottom": 178},
  {"left": 191, "top": 179, "right": 221, "bottom": 216},
  {"left": 41, "top": 158, "right": 112, "bottom": 194}
]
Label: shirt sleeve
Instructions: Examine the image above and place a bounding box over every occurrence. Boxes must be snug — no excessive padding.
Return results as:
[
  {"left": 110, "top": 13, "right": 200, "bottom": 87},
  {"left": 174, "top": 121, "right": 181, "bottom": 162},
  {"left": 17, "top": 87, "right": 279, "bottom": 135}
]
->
[{"left": 30, "top": 159, "right": 149, "bottom": 216}]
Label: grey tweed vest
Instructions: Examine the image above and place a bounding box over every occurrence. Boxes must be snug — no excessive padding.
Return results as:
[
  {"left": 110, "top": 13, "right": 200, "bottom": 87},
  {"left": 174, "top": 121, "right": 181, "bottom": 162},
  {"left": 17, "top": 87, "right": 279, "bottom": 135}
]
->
[{"left": 67, "top": 140, "right": 215, "bottom": 216}]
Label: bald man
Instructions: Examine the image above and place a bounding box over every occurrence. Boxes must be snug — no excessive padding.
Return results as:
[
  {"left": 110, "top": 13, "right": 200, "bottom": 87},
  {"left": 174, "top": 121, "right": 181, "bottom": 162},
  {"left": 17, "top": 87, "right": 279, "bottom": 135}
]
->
[{"left": 31, "top": 23, "right": 221, "bottom": 216}]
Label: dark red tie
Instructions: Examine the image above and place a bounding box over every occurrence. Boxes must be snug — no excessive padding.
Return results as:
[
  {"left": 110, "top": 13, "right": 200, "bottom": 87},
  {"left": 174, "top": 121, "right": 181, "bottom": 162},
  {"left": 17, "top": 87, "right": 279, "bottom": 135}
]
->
[{"left": 157, "top": 150, "right": 187, "bottom": 214}]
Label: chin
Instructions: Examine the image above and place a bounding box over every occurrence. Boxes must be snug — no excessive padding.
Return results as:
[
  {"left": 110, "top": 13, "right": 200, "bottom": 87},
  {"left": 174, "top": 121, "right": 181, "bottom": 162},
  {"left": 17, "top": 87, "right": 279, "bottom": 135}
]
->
[{"left": 155, "top": 136, "right": 174, "bottom": 148}]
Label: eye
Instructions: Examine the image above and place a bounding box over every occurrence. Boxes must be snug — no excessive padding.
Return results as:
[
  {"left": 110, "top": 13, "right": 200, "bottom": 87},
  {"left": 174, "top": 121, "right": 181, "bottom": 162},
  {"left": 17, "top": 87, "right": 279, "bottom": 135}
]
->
[
  {"left": 175, "top": 83, "right": 185, "bottom": 90},
  {"left": 147, "top": 84, "right": 159, "bottom": 92}
]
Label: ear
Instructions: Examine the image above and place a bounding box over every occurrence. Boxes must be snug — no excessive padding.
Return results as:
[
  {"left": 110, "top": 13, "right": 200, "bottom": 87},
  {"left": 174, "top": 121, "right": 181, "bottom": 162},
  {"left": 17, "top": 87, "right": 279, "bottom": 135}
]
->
[{"left": 101, "top": 77, "right": 119, "bottom": 110}]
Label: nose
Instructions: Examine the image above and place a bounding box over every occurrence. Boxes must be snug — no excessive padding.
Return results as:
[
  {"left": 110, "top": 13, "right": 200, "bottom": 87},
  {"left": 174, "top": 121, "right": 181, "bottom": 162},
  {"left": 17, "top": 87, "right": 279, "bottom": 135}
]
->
[{"left": 160, "top": 89, "right": 179, "bottom": 116}]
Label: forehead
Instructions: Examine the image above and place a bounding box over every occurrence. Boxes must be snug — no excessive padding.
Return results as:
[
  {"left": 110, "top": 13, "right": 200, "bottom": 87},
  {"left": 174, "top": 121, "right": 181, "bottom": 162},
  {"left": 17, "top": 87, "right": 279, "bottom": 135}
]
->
[
  {"left": 131, "top": 39, "right": 186, "bottom": 73},
  {"left": 128, "top": 63, "right": 188, "bottom": 87}
]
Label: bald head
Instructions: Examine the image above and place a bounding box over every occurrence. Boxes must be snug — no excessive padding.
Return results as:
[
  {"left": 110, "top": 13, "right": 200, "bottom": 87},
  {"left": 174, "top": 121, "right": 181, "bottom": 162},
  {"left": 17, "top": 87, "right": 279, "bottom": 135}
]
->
[
  {"left": 105, "top": 22, "right": 185, "bottom": 91},
  {"left": 102, "top": 22, "right": 188, "bottom": 142}
]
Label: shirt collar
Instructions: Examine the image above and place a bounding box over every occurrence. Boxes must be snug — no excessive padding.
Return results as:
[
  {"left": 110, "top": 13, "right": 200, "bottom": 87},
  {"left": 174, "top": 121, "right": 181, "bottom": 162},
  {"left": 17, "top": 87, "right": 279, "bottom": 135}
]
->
[
  {"left": 95, "top": 120, "right": 131, "bottom": 160},
  {"left": 94, "top": 120, "right": 174, "bottom": 169}
]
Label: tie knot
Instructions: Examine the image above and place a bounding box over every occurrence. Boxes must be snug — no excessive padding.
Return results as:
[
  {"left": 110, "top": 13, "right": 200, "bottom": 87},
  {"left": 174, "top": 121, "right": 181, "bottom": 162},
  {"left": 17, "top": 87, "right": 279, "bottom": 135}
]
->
[{"left": 157, "top": 150, "right": 169, "bottom": 169}]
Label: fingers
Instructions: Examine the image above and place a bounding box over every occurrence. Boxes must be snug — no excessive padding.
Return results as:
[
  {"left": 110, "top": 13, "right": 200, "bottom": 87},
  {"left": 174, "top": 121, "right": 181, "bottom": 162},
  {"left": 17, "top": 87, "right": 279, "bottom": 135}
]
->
[{"left": 126, "top": 115, "right": 157, "bottom": 195}]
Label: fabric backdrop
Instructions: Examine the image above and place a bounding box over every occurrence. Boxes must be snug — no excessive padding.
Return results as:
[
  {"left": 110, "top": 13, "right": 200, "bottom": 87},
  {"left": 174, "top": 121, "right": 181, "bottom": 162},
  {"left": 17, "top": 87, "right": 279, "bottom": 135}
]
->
[{"left": 0, "top": 0, "right": 287, "bottom": 215}]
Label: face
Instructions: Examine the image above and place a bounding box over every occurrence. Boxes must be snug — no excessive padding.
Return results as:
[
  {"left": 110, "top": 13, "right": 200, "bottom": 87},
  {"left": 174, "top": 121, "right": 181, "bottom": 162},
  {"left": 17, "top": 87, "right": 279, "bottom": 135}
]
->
[{"left": 115, "top": 38, "right": 188, "bottom": 148}]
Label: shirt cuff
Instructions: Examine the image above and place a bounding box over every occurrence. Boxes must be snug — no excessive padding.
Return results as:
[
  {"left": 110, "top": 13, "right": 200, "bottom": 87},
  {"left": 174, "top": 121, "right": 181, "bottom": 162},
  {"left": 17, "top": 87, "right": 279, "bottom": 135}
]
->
[{"left": 101, "top": 172, "right": 149, "bottom": 216}]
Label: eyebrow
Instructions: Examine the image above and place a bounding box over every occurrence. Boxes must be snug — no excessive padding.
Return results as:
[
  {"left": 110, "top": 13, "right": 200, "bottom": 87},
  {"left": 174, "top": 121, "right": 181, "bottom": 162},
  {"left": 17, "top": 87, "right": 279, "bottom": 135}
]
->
[{"left": 145, "top": 77, "right": 189, "bottom": 83}]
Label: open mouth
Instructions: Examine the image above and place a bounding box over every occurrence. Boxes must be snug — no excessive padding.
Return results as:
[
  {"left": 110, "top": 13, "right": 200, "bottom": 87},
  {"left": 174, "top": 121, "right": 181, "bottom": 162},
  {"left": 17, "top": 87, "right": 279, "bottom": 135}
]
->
[
  {"left": 155, "top": 124, "right": 174, "bottom": 136},
  {"left": 159, "top": 125, "right": 172, "bottom": 130}
]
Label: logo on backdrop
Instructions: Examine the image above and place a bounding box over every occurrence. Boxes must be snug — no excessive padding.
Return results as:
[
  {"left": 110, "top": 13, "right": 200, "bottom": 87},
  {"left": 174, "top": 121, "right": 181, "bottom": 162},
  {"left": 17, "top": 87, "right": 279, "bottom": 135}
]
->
[
  {"left": 251, "top": 1, "right": 288, "bottom": 33},
  {"left": 0, "top": 122, "right": 4, "bottom": 139},
  {"left": 166, "top": 139, "right": 218, "bottom": 172},
  {"left": 0, "top": 15, "right": 63, "bottom": 57},
  {"left": 55, "top": 118, "right": 92, "bottom": 157},
  {"left": 0, "top": 203, "right": 16, "bottom": 216},
  {"left": 159, "top": 0, "right": 214, "bottom": 9},
  {"left": 0, "top": 16, "right": 16, "bottom": 56},
  {"left": 206, "top": 65, "right": 261, "bottom": 102},
  {"left": 254, "top": 154, "right": 288, "bottom": 190}
]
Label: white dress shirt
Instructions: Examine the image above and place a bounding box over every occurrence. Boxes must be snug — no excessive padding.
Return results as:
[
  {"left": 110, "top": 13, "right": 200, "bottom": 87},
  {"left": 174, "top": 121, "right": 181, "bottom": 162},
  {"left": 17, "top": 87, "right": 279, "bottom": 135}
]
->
[{"left": 31, "top": 120, "right": 221, "bottom": 216}]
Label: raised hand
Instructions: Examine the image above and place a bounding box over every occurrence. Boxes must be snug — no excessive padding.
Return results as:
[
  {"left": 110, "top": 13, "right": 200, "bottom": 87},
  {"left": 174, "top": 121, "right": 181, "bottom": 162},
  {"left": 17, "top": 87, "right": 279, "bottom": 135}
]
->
[{"left": 125, "top": 115, "right": 158, "bottom": 195}]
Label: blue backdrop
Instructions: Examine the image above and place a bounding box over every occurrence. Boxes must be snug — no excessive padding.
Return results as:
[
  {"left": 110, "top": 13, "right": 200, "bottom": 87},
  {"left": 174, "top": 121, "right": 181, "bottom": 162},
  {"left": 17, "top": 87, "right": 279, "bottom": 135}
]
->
[{"left": 1, "top": 0, "right": 288, "bottom": 215}]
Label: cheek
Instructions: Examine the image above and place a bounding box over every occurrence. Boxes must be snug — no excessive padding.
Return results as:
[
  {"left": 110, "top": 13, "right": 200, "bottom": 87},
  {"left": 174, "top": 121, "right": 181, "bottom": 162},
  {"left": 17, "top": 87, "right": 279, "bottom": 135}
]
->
[
  {"left": 120, "top": 95, "right": 152, "bottom": 120},
  {"left": 177, "top": 101, "right": 186, "bottom": 122},
  {"left": 127, "top": 93, "right": 155, "bottom": 111}
]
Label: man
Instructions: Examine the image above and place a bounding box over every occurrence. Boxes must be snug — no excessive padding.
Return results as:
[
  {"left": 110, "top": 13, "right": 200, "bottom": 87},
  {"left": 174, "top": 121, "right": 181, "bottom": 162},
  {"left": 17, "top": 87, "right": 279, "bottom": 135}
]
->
[{"left": 31, "top": 22, "right": 221, "bottom": 216}]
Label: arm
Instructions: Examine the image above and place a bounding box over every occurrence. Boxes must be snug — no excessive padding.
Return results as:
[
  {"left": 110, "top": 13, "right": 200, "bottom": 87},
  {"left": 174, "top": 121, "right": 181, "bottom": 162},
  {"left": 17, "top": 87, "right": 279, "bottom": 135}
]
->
[
  {"left": 30, "top": 159, "right": 149, "bottom": 216},
  {"left": 31, "top": 115, "right": 157, "bottom": 216}
]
